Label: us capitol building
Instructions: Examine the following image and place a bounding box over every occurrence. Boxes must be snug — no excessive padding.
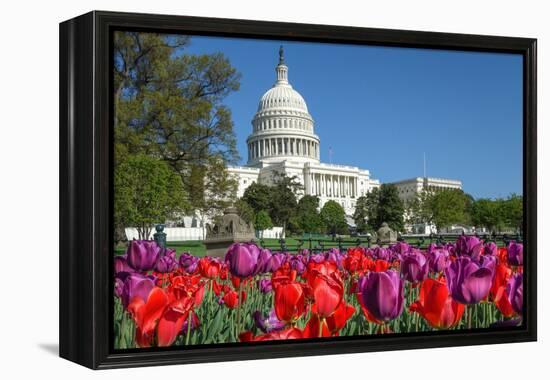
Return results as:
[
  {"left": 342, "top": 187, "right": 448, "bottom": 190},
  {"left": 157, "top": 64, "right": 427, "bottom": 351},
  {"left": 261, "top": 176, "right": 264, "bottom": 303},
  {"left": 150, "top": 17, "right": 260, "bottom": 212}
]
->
[{"left": 227, "top": 47, "right": 461, "bottom": 217}]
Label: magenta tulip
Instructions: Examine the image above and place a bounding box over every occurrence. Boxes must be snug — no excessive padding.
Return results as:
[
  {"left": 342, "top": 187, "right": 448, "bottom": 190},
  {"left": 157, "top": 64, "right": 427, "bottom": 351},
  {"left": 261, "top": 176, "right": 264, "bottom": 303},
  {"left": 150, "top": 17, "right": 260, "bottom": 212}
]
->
[
  {"left": 126, "top": 240, "right": 161, "bottom": 272},
  {"left": 445, "top": 256, "right": 495, "bottom": 304},
  {"left": 359, "top": 270, "right": 404, "bottom": 322}
]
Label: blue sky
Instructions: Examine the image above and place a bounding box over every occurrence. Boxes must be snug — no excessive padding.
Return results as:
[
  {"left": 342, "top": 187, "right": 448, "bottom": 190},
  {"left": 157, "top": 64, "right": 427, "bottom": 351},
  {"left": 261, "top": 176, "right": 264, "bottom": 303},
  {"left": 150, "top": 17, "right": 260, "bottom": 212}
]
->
[{"left": 183, "top": 35, "right": 523, "bottom": 199}]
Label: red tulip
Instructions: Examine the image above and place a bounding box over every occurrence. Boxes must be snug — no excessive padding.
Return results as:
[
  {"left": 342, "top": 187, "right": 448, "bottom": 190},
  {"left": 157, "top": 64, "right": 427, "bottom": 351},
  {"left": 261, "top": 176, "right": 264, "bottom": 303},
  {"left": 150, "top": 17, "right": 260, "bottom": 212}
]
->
[
  {"left": 308, "top": 271, "right": 344, "bottom": 318},
  {"left": 303, "top": 315, "right": 331, "bottom": 338},
  {"left": 371, "top": 259, "right": 390, "bottom": 272},
  {"left": 274, "top": 281, "right": 306, "bottom": 323},
  {"left": 169, "top": 274, "right": 205, "bottom": 307},
  {"left": 304, "top": 302, "right": 356, "bottom": 338},
  {"left": 494, "top": 285, "right": 515, "bottom": 317},
  {"left": 409, "top": 278, "right": 464, "bottom": 329},
  {"left": 199, "top": 257, "right": 221, "bottom": 279},
  {"left": 490, "top": 263, "right": 512, "bottom": 299},
  {"left": 128, "top": 287, "right": 169, "bottom": 347},
  {"left": 325, "top": 302, "right": 355, "bottom": 335},
  {"left": 343, "top": 248, "right": 364, "bottom": 274},
  {"left": 497, "top": 247, "right": 508, "bottom": 266},
  {"left": 223, "top": 289, "right": 246, "bottom": 309},
  {"left": 239, "top": 327, "right": 303, "bottom": 342},
  {"left": 212, "top": 280, "right": 223, "bottom": 296},
  {"left": 271, "top": 263, "right": 298, "bottom": 288},
  {"left": 157, "top": 296, "right": 195, "bottom": 346}
]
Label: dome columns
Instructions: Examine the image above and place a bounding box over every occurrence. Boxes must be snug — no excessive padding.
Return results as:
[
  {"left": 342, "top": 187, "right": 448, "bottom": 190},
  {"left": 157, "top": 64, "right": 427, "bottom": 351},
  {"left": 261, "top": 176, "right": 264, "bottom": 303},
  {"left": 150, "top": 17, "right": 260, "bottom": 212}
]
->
[{"left": 247, "top": 136, "right": 320, "bottom": 162}]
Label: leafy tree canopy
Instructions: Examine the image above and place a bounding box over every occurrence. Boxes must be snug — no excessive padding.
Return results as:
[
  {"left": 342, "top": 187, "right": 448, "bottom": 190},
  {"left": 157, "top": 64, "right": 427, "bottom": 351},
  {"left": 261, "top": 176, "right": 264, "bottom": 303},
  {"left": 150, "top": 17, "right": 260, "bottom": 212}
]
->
[
  {"left": 114, "top": 154, "right": 190, "bottom": 240},
  {"left": 291, "top": 195, "right": 324, "bottom": 235},
  {"left": 320, "top": 200, "right": 348, "bottom": 235},
  {"left": 242, "top": 182, "right": 272, "bottom": 215},
  {"left": 235, "top": 198, "right": 255, "bottom": 224},
  {"left": 424, "top": 189, "right": 471, "bottom": 231},
  {"left": 255, "top": 210, "right": 274, "bottom": 237},
  {"left": 113, "top": 32, "right": 241, "bottom": 222}
]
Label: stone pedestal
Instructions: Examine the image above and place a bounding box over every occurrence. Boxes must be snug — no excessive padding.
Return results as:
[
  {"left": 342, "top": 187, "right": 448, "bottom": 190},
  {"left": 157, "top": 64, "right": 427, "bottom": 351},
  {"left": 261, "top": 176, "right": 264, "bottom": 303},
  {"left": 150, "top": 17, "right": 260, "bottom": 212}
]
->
[
  {"left": 375, "top": 222, "right": 398, "bottom": 247},
  {"left": 204, "top": 207, "right": 255, "bottom": 257}
]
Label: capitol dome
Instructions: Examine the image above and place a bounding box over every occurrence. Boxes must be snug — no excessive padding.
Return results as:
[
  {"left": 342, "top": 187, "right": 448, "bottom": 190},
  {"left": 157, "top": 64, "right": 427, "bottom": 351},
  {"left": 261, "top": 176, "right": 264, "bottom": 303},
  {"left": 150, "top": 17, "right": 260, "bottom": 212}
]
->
[
  {"left": 247, "top": 46, "right": 320, "bottom": 166},
  {"left": 257, "top": 81, "right": 309, "bottom": 113}
]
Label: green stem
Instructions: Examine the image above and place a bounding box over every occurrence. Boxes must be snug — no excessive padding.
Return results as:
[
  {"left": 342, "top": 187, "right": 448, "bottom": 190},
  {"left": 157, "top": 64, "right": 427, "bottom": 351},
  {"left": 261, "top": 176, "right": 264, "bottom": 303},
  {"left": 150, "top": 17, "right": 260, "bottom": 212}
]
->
[
  {"left": 236, "top": 281, "right": 243, "bottom": 337},
  {"left": 185, "top": 311, "right": 193, "bottom": 345}
]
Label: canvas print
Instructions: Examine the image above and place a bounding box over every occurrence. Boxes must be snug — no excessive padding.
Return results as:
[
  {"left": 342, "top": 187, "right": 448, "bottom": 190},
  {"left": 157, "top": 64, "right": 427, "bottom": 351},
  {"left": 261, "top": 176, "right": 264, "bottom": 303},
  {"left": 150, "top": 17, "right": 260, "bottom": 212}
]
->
[{"left": 112, "top": 31, "right": 524, "bottom": 349}]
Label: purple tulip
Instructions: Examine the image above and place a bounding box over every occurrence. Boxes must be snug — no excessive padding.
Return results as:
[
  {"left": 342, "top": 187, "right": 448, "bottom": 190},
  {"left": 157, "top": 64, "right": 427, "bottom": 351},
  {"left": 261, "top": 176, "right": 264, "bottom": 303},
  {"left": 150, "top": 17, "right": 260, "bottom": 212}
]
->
[
  {"left": 121, "top": 273, "right": 155, "bottom": 308},
  {"left": 372, "top": 247, "right": 391, "bottom": 261},
  {"left": 445, "top": 256, "right": 495, "bottom": 304},
  {"left": 309, "top": 253, "right": 325, "bottom": 263},
  {"left": 428, "top": 247, "right": 449, "bottom": 273},
  {"left": 507, "top": 273, "right": 523, "bottom": 315},
  {"left": 325, "top": 248, "right": 342, "bottom": 263},
  {"left": 253, "top": 310, "right": 286, "bottom": 333},
  {"left": 257, "top": 278, "right": 273, "bottom": 293},
  {"left": 288, "top": 255, "right": 306, "bottom": 274},
  {"left": 484, "top": 242, "right": 498, "bottom": 256},
  {"left": 359, "top": 270, "right": 404, "bottom": 322},
  {"left": 114, "top": 254, "right": 134, "bottom": 275},
  {"left": 455, "top": 235, "right": 483, "bottom": 261},
  {"left": 155, "top": 249, "right": 178, "bottom": 273},
  {"left": 225, "top": 243, "right": 261, "bottom": 278},
  {"left": 126, "top": 240, "right": 161, "bottom": 272},
  {"left": 400, "top": 250, "right": 429, "bottom": 283},
  {"left": 390, "top": 242, "right": 410, "bottom": 259},
  {"left": 445, "top": 243, "right": 457, "bottom": 257},
  {"left": 179, "top": 252, "right": 199, "bottom": 273},
  {"left": 258, "top": 248, "right": 274, "bottom": 273},
  {"left": 507, "top": 242, "right": 523, "bottom": 266},
  {"left": 267, "top": 253, "right": 284, "bottom": 272},
  {"left": 114, "top": 277, "right": 124, "bottom": 298}
]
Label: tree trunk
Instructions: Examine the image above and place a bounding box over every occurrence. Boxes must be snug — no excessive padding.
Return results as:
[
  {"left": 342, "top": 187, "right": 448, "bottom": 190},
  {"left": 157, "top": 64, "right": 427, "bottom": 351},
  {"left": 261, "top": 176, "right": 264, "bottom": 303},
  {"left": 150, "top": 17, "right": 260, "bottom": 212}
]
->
[{"left": 138, "top": 225, "right": 152, "bottom": 240}]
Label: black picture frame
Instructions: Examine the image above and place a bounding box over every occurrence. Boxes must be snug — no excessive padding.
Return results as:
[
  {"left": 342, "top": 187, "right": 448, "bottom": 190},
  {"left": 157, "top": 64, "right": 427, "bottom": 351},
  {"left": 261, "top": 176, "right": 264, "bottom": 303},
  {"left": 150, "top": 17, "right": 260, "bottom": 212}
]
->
[{"left": 59, "top": 10, "right": 537, "bottom": 369}]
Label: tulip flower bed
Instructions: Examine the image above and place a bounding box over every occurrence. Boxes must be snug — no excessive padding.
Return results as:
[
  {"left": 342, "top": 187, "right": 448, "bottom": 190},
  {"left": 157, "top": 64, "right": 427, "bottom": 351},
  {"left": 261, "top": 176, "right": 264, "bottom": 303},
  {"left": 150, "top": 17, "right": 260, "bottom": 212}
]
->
[{"left": 113, "top": 236, "right": 524, "bottom": 348}]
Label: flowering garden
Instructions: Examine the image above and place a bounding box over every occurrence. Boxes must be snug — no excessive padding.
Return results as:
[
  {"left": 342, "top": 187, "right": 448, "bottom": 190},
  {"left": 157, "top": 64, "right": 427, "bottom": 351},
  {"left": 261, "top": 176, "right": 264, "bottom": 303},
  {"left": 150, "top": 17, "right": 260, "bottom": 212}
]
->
[{"left": 114, "top": 236, "right": 523, "bottom": 348}]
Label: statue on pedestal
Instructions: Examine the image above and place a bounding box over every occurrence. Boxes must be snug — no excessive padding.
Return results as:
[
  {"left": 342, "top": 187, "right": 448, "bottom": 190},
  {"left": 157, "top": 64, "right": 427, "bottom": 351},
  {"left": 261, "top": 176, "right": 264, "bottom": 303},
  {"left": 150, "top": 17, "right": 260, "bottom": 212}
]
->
[
  {"left": 204, "top": 206, "right": 255, "bottom": 257},
  {"left": 375, "top": 222, "right": 398, "bottom": 246}
]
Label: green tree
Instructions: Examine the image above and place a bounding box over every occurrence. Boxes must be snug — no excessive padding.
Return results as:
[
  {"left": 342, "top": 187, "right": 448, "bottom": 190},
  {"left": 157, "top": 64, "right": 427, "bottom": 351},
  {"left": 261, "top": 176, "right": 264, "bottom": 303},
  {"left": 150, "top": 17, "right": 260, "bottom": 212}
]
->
[
  {"left": 293, "top": 195, "right": 324, "bottom": 234},
  {"left": 503, "top": 194, "right": 523, "bottom": 233},
  {"left": 425, "top": 189, "right": 470, "bottom": 232},
  {"left": 114, "top": 154, "right": 189, "bottom": 240},
  {"left": 320, "top": 200, "right": 348, "bottom": 235},
  {"left": 364, "top": 188, "right": 380, "bottom": 233},
  {"left": 403, "top": 189, "right": 431, "bottom": 228},
  {"left": 255, "top": 210, "right": 274, "bottom": 238},
  {"left": 113, "top": 31, "right": 241, "bottom": 216},
  {"left": 471, "top": 198, "right": 499, "bottom": 232},
  {"left": 188, "top": 156, "right": 238, "bottom": 225},
  {"left": 235, "top": 198, "right": 255, "bottom": 224},
  {"left": 269, "top": 174, "right": 303, "bottom": 234},
  {"left": 242, "top": 182, "right": 272, "bottom": 214},
  {"left": 353, "top": 196, "right": 369, "bottom": 234},
  {"left": 373, "top": 184, "right": 404, "bottom": 232}
]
